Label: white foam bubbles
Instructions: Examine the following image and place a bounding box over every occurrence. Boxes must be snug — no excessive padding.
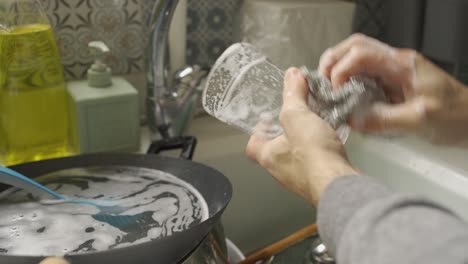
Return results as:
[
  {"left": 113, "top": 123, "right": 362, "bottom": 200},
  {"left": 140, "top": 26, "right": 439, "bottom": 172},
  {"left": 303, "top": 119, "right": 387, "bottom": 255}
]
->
[{"left": 0, "top": 166, "right": 209, "bottom": 256}]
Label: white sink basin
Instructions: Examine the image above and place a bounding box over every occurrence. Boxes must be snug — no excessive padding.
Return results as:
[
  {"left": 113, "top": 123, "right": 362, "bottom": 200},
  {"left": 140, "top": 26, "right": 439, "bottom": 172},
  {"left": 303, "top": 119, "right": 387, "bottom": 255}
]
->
[{"left": 346, "top": 133, "right": 468, "bottom": 220}]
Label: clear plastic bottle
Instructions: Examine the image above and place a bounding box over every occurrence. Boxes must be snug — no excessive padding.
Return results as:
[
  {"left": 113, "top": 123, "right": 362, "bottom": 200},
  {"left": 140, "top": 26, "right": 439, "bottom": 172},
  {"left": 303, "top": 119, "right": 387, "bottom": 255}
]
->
[{"left": 0, "top": 0, "right": 74, "bottom": 165}]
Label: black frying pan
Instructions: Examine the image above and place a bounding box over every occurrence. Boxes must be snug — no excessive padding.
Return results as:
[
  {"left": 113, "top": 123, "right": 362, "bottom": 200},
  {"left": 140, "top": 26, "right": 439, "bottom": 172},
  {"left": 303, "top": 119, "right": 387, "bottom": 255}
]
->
[{"left": 0, "top": 140, "right": 232, "bottom": 264}]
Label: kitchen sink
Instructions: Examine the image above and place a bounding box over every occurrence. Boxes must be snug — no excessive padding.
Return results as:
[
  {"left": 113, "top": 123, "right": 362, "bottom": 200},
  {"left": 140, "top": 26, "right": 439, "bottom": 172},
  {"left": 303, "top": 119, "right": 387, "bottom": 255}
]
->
[
  {"left": 346, "top": 132, "right": 468, "bottom": 220},
  {"left": 140, "top": 115, "right": 468, "bottom": 253}
]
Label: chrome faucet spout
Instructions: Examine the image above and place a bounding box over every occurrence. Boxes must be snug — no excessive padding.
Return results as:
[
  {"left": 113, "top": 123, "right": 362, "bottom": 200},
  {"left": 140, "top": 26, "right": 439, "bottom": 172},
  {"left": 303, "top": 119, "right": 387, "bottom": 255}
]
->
[
  {"left": 146, "top": 0, "right": 207, "bottom": 138},
  {"left": 147, "top": 0, "right": 179, "bottom": 98},
  {"left": 146, "top": 0, "right": 178, "bottom": 137}
]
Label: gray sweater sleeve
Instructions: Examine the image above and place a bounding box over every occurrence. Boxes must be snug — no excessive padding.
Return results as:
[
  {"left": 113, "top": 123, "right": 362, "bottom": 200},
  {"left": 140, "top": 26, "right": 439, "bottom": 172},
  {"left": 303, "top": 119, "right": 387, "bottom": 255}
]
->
[{"left": 317, "top": 175, "right": 468, "bottom": 264}]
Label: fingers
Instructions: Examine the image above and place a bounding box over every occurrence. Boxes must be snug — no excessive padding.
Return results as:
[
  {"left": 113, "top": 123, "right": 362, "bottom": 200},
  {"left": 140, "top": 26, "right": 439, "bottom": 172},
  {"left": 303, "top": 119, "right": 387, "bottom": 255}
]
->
[
  {"left": 319, "top": 34, "right": 415, "bottom": 92},
  {"left": 246, "top": 68, "right": 307, "bottom": 166},
  {"left": 246, "top": 134, "right": 289, "bottom": 169},
  {"left": 329, "top": 43, "right": 399, "bottom": 87},
  {"left": 282, "top": 68, "right": 309, "bottom": 108},
  {"left": 253, "top": 113, "right": 282, "bottom": 140},
  {"left": 279, "top": 68, "right": 311, "bottom": 136},
  {"left": 330, "top": 46, "right": 374, "bottom": 86},
  {"left": 246, "top": 134, "right": 267, "bottom": 162},
  {"left": 39, "top": 257, "right": 69, "bottom": 264},
  {"left": 319, "top": 33, "right": 371, "bottom": 79},
  {"left": 350, "top": 100, "right": 428, "bottom": 132}
]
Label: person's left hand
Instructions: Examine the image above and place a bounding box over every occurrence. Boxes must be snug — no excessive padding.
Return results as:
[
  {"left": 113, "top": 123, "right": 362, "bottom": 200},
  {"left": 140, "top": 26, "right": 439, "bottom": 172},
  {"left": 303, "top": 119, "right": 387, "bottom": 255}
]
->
[{"left": 246, "top": 68, "right": 357, "bottom": 206}]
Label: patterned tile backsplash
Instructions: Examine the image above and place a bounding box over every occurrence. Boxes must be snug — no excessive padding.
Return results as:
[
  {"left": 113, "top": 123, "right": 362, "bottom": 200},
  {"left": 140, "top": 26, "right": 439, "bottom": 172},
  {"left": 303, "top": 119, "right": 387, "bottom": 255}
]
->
[
  {"left": 41, "top": 0, "right": 146, "bottom": 80},
  {"left": 186, "top": 0, "right": 241, "bottom": 67},
  {"left": 40, "top": 0, "right": 240, "bottom": 80}
]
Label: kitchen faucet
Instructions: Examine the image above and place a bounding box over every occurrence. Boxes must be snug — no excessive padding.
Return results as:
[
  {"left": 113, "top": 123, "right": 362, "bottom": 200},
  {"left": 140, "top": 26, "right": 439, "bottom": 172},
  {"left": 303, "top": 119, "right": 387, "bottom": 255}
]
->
[{"left": 146, "top": 0, "right": 208, "bottom": 139}]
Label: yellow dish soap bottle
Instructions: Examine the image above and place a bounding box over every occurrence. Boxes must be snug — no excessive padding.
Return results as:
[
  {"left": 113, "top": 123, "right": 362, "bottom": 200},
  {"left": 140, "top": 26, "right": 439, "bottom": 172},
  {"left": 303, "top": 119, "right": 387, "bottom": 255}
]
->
[{"left": 0, "top": 0, "right": 75, "bottom": 165}]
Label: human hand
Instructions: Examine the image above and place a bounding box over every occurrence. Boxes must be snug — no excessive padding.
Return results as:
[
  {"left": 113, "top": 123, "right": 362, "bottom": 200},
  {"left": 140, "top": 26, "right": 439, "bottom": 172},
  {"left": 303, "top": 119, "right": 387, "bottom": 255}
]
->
[
  {"left": 246, "top": 68, "right": 357, "bottom": 206},
  {"left": 319, "top": 34, "right": 468, "bottom": 145}
]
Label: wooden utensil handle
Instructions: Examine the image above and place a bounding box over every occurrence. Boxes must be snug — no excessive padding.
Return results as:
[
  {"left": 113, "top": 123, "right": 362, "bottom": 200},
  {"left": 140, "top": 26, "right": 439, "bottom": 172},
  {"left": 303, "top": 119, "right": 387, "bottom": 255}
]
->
[{"left": 240, "top": 224, "right": 318, "bottom": 264}]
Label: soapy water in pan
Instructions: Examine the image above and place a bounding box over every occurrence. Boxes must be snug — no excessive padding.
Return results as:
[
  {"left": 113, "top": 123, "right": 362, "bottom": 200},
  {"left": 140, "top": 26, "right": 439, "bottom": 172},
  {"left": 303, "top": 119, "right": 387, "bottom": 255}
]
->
[{"left": 0, "top": 166, "right": 209, "bottom": 256}]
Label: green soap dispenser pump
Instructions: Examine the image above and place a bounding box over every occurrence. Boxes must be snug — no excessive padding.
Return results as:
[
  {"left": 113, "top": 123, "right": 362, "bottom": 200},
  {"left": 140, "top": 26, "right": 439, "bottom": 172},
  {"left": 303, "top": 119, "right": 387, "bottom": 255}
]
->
[
  {"left": 67, "top": 41, "right": 140, "bottom": 154},
  {"left": 87, "top": 41, "right": 112, "bottom": 88}
]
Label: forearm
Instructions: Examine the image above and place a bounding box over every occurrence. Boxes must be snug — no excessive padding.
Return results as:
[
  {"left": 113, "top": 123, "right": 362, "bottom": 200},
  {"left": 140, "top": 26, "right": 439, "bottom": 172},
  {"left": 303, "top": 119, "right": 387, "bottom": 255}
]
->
[
  {"left": 305, "top": 154, "right": 357, "bottom": 207},
  {"left": 317, "top": 175, "right": 390, "bottom": 256},
  {"left": 317, "top": 175, "right": 468, "bottom": 264}
]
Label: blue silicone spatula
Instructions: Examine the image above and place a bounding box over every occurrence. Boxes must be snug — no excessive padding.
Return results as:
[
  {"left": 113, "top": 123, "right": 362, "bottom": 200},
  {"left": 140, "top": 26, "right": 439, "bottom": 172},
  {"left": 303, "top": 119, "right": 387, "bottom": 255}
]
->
[
  {"left": 0, "top": 165, "right": 143, "bottom": 228},
  {"left": 0, "top": 165, "right": 111, "bottom": 205}
]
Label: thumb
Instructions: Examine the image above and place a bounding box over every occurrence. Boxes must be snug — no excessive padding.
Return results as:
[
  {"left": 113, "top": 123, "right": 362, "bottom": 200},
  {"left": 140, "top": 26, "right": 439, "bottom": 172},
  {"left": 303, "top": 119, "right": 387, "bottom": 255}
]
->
[
  {"left": 282, "top": 67, "right": 309, "bottom": 108},
  {"left": 350, "top": 100, "right": 427, "bottom": 132},
  {"left": 279, "top": 68, "right": 310, "bottom": 135}
]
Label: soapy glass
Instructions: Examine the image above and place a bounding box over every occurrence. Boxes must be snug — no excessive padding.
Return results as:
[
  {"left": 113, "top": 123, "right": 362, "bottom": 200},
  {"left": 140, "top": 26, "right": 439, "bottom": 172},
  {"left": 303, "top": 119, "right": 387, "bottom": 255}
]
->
[{"left": 202, "top": 43, "right": 350, "bottom": 143}]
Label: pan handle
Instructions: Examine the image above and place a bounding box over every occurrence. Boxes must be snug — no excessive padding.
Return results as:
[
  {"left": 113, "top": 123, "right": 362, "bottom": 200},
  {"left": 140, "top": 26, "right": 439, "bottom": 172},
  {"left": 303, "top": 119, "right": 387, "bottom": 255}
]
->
[{"left": 147, "top": 136, "right": 197, "bottom": 160}]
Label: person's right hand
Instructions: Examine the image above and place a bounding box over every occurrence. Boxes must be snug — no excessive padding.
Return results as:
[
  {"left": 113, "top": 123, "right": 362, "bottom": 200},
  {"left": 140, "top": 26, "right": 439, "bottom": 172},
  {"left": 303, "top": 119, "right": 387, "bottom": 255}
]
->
[{"left": 319, "top": 34, "right": 468, "bottom": 145}]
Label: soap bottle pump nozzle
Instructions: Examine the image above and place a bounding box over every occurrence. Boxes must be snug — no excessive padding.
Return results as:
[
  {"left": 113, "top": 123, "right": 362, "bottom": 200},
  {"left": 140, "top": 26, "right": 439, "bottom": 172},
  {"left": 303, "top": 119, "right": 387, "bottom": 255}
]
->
[{"left": 88, "top": 41, "right": 112, "bottom": 88}]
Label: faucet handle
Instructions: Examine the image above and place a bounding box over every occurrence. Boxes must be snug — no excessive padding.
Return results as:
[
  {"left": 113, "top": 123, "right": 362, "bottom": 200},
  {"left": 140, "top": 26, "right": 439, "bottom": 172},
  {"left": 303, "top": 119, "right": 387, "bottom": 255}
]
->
[
  {"left": 174, "top": 66, "right": 196, "bottom": 82},
  {"left": 173, "top": 65, "right": 209, "bottom": 93},
  {"left": 173, "top": 65, "right": 208, "bottom": 83}
]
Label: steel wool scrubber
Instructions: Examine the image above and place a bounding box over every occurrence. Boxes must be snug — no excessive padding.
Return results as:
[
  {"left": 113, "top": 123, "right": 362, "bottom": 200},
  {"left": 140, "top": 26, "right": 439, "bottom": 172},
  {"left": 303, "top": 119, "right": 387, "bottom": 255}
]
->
[{"left": 301, "top": 67, "right": 386, "bottom": 130}]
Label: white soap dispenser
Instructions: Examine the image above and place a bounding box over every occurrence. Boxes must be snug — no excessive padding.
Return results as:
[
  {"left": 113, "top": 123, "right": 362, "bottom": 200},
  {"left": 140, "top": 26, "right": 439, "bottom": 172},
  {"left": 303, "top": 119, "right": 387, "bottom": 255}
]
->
[{"left": 67, "top": 41, "right": 140, "bottom": 154}]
